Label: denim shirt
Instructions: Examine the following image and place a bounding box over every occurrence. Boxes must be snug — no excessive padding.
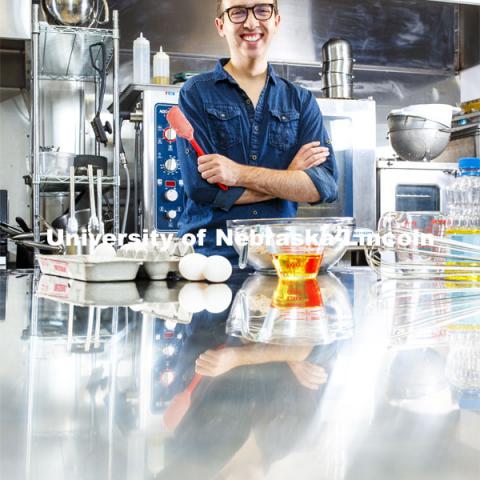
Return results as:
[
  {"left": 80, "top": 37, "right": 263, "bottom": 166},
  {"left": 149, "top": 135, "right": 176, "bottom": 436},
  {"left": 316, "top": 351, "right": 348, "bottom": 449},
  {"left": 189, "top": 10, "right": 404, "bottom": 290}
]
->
[{"left": 177, "top": 59, "right": 338, "bottom": 258}]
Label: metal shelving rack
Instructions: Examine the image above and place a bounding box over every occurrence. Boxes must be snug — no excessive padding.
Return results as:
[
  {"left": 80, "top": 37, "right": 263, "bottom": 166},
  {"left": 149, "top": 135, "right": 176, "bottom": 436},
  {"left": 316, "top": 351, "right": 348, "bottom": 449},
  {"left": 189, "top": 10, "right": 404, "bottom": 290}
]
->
[{"left": 30, "top": 4, "right": 121, "bottom": 248}]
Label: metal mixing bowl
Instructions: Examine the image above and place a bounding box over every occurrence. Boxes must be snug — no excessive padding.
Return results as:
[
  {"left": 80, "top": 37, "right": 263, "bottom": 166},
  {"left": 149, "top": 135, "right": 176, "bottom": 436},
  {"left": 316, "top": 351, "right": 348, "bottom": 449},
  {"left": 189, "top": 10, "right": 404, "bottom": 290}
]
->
[
  {"left": 227, "top": 217, "right": 355, "bottom": 273},
  {"left": 387, "top": 114, "right": 449, "bottom": 131},
  {"left": 388, "top": 128, "right": 450, "bottom": 162}
]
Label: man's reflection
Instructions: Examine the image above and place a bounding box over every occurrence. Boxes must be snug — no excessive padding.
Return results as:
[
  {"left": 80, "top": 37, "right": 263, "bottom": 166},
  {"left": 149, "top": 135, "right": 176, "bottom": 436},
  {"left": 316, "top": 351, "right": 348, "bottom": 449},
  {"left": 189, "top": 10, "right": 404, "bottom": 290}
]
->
[{"left": 156, "top": 312, "right": 338, "bottom": 479}]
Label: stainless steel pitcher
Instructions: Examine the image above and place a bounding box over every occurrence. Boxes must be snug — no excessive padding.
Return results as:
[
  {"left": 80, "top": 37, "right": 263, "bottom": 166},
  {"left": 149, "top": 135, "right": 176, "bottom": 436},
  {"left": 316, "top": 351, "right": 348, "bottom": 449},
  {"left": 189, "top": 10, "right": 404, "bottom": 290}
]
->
[{"left": 42, "top": 0, "right": 109, "bottom": 27}]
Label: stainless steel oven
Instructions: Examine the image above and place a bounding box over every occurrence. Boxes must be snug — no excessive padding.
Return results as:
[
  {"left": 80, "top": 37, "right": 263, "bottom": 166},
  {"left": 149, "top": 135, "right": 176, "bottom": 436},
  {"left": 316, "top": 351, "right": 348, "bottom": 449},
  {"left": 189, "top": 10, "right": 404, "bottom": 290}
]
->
[
  {"left": 377, "top": 159, "right": 456, "bottom": 218},
  {"left": 298, "top": 98, "right": 377, "bottom": 231}
]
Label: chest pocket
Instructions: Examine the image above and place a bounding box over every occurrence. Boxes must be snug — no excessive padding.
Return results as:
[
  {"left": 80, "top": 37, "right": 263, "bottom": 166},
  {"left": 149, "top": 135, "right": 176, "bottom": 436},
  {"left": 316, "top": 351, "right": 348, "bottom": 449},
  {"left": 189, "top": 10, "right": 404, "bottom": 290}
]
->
[
  {"left": 205, "top": 105, "right": 242, "bottom": 150},
  {"left": 268, "top": 109, "right": 300, "bottom": 152}
]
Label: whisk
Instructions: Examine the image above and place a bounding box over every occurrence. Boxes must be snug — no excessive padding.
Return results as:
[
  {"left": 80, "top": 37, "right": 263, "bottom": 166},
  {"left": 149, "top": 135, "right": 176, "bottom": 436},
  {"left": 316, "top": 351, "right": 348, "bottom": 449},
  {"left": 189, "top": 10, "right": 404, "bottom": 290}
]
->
[{"left": 365, "top": 212, "right": 480, "bottom": 281}]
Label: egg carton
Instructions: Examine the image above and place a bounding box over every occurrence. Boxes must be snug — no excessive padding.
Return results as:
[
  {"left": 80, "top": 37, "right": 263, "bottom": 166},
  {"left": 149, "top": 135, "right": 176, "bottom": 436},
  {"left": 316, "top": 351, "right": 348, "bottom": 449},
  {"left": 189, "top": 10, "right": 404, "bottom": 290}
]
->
[
  {"left": 38, "top": 274, "right": 141, "bottom": 307},
  {"left": 38, "top": 255, "right": 142, "bottom": 283}
]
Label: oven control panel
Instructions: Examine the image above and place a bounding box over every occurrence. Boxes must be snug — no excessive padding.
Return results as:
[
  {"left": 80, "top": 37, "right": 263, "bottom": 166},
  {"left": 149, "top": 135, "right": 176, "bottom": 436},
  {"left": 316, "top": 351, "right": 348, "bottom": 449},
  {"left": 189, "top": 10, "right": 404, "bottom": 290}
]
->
[{"left": 155, "top": 103, "right": 184, "bottom": 231}]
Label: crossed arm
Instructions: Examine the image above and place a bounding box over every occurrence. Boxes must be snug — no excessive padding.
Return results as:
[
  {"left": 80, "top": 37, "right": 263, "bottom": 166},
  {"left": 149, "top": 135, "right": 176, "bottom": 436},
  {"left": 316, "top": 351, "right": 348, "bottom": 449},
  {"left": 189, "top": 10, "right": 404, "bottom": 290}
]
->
[{"left": 197, "top": 142, "right": 330, "bottom": 204}]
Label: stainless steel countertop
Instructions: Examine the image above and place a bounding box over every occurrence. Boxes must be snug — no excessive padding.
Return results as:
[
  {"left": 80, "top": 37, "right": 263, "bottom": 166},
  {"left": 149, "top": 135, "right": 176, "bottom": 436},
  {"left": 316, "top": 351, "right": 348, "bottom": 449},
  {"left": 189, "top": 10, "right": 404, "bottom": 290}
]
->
[{"left": 0, "top": 268, "right": 479, "bottom": 480}]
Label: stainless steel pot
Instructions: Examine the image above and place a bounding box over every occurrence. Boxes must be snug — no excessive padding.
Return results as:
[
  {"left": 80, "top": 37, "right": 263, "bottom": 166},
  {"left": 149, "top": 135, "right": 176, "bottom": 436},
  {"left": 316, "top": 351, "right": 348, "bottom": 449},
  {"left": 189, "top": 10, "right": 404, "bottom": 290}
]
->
[{"left": 42, "top": 0, "right": 109, "bottom": 27}]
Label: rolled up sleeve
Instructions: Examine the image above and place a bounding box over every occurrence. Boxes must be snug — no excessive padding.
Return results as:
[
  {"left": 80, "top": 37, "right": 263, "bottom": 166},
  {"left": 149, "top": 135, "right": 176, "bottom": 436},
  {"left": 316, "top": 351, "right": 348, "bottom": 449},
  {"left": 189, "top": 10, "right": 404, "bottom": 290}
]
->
[
  {"left": 298, "top": 90, "right": 339, "bottom": 204},
  {"left": 178, "top": 83, "right": 246, "bottom": 210}
]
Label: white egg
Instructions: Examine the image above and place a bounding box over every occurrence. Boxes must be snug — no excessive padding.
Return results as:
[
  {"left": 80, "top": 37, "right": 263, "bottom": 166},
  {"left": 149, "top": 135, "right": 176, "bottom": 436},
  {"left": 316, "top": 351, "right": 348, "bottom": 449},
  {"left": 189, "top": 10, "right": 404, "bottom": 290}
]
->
[
  {"left": 205, "top": 284, "right": 233, "bottom": 313},
  {"left": 178, "top": 283, "right": 208, "bottom": 313},
  {"left": 93, "top": 242, "right": 117, "bottom": 258},
  {"left": 179, "top": 253, "right": 207, "bottom": 281},
  {"left": 203, "top": 255, "right": 232, "bottom": 283}
]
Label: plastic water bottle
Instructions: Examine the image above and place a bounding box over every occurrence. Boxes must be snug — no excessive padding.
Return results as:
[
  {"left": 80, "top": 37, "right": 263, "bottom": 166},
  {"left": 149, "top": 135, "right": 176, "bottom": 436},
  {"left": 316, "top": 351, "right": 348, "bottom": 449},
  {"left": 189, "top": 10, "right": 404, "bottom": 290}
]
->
[
  {"left": 133, "top": 33, "right": 150, "bottom": 84},
  {"left": 446, "top": 157, "right": 480, "bottom": 280},
  {"left": 153, "top": 46, "right": 170, "bottom": 85}
]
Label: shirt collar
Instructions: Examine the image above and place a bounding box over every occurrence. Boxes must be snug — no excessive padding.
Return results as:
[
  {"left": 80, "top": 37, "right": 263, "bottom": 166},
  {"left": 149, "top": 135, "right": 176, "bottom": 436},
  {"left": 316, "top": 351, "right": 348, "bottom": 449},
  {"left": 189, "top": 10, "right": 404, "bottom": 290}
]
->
[{"left": 213, "top": 58, "right": 278, "bottom": 86}]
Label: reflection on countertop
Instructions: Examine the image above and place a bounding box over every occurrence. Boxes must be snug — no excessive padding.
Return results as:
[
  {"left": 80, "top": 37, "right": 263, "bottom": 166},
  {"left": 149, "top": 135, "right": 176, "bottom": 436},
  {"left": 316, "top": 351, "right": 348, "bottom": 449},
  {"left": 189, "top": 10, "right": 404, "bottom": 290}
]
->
[{"left": 0, "top": 268, "right": 479, "bottom": 480}]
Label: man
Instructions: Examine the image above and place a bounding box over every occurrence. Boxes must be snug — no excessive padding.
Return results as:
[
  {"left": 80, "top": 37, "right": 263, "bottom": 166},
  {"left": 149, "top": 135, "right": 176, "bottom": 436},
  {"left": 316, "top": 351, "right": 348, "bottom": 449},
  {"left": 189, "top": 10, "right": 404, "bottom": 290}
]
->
[{"left": 176, "top": 0, "right": 338, "bottom": 258}]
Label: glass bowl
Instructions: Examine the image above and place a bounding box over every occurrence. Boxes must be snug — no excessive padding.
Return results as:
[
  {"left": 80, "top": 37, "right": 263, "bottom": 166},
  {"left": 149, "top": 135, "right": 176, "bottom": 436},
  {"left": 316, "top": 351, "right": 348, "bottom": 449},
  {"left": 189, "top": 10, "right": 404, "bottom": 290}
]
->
[{"left": 226, "top": 217, "right": 355, "bottom": 273}]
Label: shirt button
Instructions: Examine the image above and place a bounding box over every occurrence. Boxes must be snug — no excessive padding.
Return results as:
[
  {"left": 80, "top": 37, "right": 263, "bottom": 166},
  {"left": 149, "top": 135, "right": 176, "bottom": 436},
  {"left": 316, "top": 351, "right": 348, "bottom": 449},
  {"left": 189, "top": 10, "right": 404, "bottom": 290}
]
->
[
  {"left": 220, "top": 113, "right": 226, "bottom": 118},
  {"left": 281, "top": 115, "right": 287, "bottom": 121},
  {"left": 185, "top": 148, "right": 190, "bottom": 155},
  {"left": 252, "top": 210, "right": 258, "bottom": 216},
  {"left": 251, "top": 154, "right": 257, "bottom": 161},
  {"left": 246, "top": 99, "right": 252, "bottom": 105},
  {"left": 253, "top": 125, "right": 259, "bottom": 132}
]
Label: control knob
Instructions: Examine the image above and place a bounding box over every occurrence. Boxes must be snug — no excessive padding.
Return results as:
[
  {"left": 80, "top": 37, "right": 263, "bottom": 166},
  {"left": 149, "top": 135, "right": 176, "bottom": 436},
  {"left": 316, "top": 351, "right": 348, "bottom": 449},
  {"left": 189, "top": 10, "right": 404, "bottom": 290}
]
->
[
  {"left": 166, "top": 210, "right": 177, "bottom": 220},
  {"left": 164, "top": 158, "right": 177, "bottom": 172},
  {"left": 165, "top": 189, "right": 179, "bottom": 202}
]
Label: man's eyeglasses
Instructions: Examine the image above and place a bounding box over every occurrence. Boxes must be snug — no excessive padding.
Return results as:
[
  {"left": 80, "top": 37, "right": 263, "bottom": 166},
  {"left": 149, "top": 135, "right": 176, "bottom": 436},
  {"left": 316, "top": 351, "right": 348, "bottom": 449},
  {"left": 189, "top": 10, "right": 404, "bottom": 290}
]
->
[{"left": 222, "top": 4, "right": 277, "bottom": 24}]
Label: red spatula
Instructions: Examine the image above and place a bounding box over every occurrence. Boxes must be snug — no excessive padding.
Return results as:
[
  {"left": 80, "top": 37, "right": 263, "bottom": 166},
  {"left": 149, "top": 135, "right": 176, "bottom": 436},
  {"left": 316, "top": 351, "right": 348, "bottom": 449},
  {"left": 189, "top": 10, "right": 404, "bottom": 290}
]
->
[
  {"left": 163, "top": 372, "right": 203, "bottom": 432},
  {"left": 167, "top": 106, "right": 228, "bottom": 191},
  {"left": 163, "top": 345, "right": 225, "bottom": 432}
]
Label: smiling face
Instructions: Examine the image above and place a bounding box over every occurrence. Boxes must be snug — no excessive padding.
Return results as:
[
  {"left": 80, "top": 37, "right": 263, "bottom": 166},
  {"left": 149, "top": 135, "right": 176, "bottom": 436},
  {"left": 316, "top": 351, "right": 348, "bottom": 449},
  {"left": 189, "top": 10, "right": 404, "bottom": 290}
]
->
[{"left": 215, "top": 1, "right": 281, "bottom": 61}]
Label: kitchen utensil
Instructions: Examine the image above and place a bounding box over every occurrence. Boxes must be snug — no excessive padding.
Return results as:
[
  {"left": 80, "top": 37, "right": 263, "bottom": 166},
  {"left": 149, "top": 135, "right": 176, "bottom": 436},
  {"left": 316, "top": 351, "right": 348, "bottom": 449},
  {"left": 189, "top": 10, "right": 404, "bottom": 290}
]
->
[
  {"left": 0, "top": 222, "right": 23, "bottom": 236},
  {"left": 388, "top": 128, "right": 451, "bottom": 162},
  {"left": 15, "top": 217, "right": 31, "bottom": 233},
  {"left": 365, "top": 211, "right": 480, "bottom": 280},
  {"left": 227, "top": 273, "right": 353, "bottom": 345},
  {"left": 52, "top": 208, "right": 112, "bottom": 232},
  {"left": 322, "top": 85, "right": 353, "bottom": 100},
  {"left": 89, "top": 42, "right": 112, "bottom": 146},
  {"left": 66, "top": 166, "right": 79, "bottom": 254},
  {"left": 163, "top": 345, "right": 225, "bottom": 432},
  {"left": 13, "top": 239, "right": 64, "bottom": 254},
  {"left": 387, "top": 114, "right": 446, "bottom": 132},
  {"left": 87, "top": 165, "right": 100, "bottom": 237},
  {"left": 166, "top": 106, "right": 228, "bottom": 191},
  {"left": 96, "top": 169, "right": 104, "bottom": 236},
  {"left": 390, "top": 104, "right": 461, "bottom": 129},
  {"left": 42, "top": 0, "right": 109, "bottom": 27},
  {"left": 163, "top": 373, "right": 202, "bottom": 432},
  {"left": 227, "top": 217, "right": 355, "bottom": 272},
  {"left": 322, "top": 38, "right": 353, "bottom": 62}
]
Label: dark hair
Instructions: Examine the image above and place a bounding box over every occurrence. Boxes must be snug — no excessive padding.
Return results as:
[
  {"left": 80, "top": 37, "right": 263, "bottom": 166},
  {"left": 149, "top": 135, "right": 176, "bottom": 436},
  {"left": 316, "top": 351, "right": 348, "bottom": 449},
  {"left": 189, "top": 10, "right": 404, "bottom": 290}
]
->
[{"left": 216, "top": 1, "right": 279, "bottom": 19}]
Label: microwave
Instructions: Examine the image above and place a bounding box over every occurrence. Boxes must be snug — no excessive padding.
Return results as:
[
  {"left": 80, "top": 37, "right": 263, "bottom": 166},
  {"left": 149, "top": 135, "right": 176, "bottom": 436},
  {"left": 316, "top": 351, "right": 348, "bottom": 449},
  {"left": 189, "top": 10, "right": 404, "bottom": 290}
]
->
[{"left": 377, "top": 160, "right": 456, "bottom": 219}]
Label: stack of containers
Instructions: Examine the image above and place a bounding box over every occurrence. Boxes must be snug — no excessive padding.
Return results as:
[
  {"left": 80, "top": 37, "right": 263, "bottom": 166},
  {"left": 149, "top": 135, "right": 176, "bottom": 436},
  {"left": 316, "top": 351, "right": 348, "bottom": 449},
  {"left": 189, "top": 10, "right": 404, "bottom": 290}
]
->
[{"left": 321, "top": 38, "right": 355, "bottom": 99}]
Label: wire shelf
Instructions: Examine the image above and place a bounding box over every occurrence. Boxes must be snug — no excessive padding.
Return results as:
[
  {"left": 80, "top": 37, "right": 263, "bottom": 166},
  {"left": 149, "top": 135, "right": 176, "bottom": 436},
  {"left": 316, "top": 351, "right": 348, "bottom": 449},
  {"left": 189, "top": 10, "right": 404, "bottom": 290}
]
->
[
  {"left": 36, "top": 175, "right": 119, "bottom": 186},
  {"left": 38, "top": 22, "right": 114, "bottom": 81}
]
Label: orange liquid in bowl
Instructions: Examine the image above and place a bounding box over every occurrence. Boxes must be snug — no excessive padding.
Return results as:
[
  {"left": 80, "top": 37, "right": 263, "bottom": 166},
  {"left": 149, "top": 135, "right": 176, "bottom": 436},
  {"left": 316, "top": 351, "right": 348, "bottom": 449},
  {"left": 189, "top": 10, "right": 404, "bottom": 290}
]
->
[{"left": 272, "top": 253, "right": 324, "bottom": 279}]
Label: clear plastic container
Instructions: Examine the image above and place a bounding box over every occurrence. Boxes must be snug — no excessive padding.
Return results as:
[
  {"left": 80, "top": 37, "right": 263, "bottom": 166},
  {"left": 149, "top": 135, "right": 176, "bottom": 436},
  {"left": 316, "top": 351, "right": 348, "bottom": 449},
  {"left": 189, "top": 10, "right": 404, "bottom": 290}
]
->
[{"left": 133, "top": 32, "right": 150, "bottom": 84}]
